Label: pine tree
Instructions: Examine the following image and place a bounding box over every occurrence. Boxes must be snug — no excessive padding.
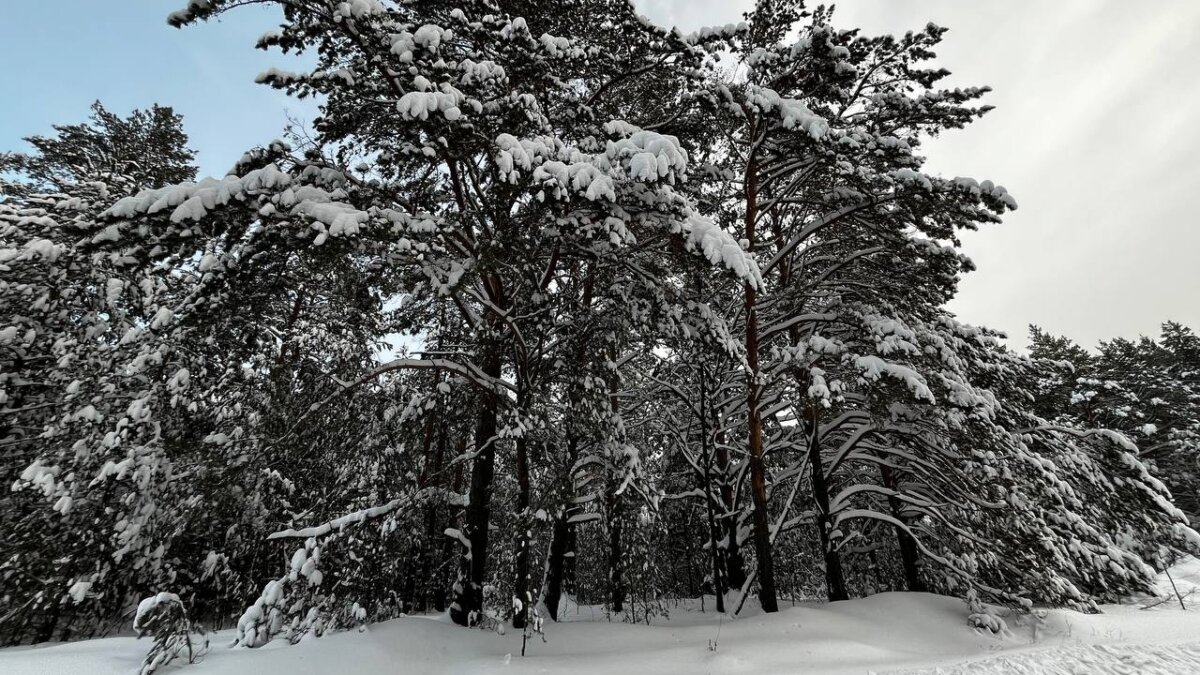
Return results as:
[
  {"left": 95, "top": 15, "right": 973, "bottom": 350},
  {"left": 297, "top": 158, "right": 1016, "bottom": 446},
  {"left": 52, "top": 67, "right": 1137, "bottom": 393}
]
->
[{"left": 6, "top": 0, "right": 1199, "bottom": 654}]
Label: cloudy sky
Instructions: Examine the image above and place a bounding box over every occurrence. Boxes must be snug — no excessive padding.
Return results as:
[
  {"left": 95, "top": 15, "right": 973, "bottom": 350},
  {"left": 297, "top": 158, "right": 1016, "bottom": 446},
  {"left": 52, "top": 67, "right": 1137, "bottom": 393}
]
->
[{"left": 2, "top": 1, "right": 1197, "bottom": 350}]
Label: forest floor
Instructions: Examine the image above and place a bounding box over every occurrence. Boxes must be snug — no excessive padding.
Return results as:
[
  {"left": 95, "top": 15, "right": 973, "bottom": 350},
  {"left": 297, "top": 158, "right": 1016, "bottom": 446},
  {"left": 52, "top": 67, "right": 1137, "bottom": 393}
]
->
[{"left": 6, "top": 560, "right": 1200, "bottom": 675}]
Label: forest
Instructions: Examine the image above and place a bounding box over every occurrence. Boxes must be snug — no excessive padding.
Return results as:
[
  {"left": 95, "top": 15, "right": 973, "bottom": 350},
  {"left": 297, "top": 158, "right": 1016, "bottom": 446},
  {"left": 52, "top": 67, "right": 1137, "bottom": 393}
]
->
[{"left": 2, "top": 1, "right": 1199, "bottom": 673}]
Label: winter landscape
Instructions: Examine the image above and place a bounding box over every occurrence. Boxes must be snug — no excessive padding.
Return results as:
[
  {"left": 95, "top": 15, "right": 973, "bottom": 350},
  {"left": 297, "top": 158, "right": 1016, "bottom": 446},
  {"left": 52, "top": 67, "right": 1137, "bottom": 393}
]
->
[{"left": 3, "top": 1, "right": 1200, "bottom": 673}]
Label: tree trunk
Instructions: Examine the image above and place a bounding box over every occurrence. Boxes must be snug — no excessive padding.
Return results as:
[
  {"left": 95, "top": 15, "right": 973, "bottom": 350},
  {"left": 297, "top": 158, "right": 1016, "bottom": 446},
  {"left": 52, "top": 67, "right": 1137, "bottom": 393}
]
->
[
  {"left": 437, "top": 437, "right": 467, "bottom": 613},
  {"left": 715, "top": 436, "right": 746, "bottom": 590},
  {"left": 606, "top": 345, "right": 627, "bottom": 615},
  {"left": 739, "top": 283, "right": 777, "bottom": 610},
  {"left": 608, "top": 485, "right": 625, "bottom": 614},
  {"left": 699, "top": 370, "right": 726, "bottom": 613},
  {"left": 418, "top": 422, "right": 448, "bottom": 611},
  {"left": 564, "top": 513, "right": 578, "bottom": 596},
  {"left": 544, "top": 432, "right": 578, "bottom": 621},
  {"left": 867, "top": 548, "right": 882, "bottom": 592},
  {"left": 35, "top": 603, "right": 60, "bottom": 644},
  {"left": 742, "top": 155, "right": 779, "bottom": 613},
  {"left": 747, "top": 417, "right": 778, "bottom": 612},
  {"left": 449, "top": 346, "right": 503, "bottom": 627},
  {"left": 805, "top": 407, "right": 848, "bottom": 601},
  {"left": 543, "top": 508, "right": 570, "bottom": 621},
  {"left": 881, "top": 465, "right": 923, "bottom": 592},
  {"left": 545, "top": 264, "right": 592, "bottom": 619},
  {"left": 409, "top": 413, "right": 438, "bottom": 612},
  {"left": 512, "top": 433, "right": 532, "bottom": 628},
  {"left": 606, "top": 441, "right": 626, "bottom": 612}
]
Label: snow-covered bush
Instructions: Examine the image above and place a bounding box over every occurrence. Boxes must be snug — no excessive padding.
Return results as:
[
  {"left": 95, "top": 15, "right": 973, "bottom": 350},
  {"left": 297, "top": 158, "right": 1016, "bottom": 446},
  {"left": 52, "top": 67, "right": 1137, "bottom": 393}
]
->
[{"left": 133, "top": 593, "right": 207, "bottom": 675}]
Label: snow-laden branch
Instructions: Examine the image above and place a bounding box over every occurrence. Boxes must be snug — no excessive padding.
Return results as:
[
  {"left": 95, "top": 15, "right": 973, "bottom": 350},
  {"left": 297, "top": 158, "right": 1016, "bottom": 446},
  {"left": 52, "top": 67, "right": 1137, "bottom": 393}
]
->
[
  {"left": 337, "top": 357, "right": 515, "bottom": 394},
  {"left": 1016, "top": 424, "right": 1138, "bottom": 453},
  {"left": 758, "top": 312, "right": 838, "bottom": 343},
  {"left": 268, "top": 488, "right": 465, "bottom": 540},
  {"left": 268, "top": 497, "right": 410, "bottom": 540}
]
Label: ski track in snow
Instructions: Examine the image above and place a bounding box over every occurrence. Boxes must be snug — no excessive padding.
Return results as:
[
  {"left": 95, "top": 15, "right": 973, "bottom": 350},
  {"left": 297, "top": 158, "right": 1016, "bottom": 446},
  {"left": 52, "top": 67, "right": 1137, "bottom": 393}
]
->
[{"left": 890, "top": 641, "right": 1200, "bottom": 674}]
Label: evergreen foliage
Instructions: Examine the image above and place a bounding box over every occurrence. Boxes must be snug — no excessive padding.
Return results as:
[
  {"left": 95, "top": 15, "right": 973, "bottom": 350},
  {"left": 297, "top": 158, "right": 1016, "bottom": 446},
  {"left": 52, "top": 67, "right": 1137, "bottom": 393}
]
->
[{"left": 2, "top": 0, "right": 1197, "bottom": 661}]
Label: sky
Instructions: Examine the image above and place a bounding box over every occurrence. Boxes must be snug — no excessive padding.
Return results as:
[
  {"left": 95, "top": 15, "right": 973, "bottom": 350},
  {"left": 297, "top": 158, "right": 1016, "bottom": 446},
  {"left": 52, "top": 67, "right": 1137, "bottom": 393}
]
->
[{"left": 2, "top": 1, "right": 1198, "bottom": 351}]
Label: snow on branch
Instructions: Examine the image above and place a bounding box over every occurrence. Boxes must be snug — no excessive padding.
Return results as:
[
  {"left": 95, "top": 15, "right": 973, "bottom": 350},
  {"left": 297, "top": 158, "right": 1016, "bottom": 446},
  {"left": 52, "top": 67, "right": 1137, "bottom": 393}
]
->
[
  {"left": 268, "top": 497, "right": 412, "bottom": 540},
  {"left": 347, "top": 358, "right": 516, "bottom": 393},
  {"left": 266, "top": 486, "right": 465, "bottom": 540},
  {"left": 684, "top": 213, "right": 763, "bottom": 289},
  {"left": 853, "top": 356, "right": 935, "bottom": 402}
]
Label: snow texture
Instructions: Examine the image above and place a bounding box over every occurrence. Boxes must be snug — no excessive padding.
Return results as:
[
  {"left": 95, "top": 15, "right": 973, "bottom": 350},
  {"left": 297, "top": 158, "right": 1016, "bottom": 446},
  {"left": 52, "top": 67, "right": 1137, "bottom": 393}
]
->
[
  {"left": 684, "top": 213, "right": 763, "bottom": 289},
  {"left": 7, "top": 561, "right": 1200, "bottom": 675}
]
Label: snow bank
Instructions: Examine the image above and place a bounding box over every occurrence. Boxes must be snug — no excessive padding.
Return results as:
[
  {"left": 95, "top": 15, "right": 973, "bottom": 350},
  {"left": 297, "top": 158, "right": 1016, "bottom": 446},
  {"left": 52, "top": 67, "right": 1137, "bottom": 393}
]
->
[{"left": 6, "top": 563, "right": 1200, "bottom": 674}]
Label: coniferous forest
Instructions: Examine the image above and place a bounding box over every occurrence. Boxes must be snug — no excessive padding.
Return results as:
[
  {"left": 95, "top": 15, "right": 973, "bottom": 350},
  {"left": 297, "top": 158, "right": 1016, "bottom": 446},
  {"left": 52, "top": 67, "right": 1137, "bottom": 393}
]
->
[{"left": 2, "top": 1, "right": 1200, "bottom": 673}]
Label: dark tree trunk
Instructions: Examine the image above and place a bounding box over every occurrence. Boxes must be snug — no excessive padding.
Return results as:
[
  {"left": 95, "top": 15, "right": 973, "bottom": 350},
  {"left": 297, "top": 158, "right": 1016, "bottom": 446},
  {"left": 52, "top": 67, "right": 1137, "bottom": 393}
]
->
[
  {"left": 449, "top": 346, "right": 503, "bottom": 626},
  {"left": 703, "top": 493, "right": 725, "bottom": 612},
  {"left": 715, "top": 437, "right": 746, "bottom": 591},
  {"left": 545, "top": 264, "right": 592, "bottom": 619},
  {"left": 746, "top": 422, "right": 778, "bottom": 612},
  {"left": 805, "top": 407, "right": 848, "bottom": 601},
  {"left": 742, "top": 154, "right": 779, "bottom": 613},
  {"left": 35, "top": 604, "right": 60, "bottom": 644},
  {"left": 543, "top": 432, "right": 578, "bottom": 621},
  {"left": 417, "top": 422, "right": 449, "bottom": 612},
  {"left": 867, "top": 548, "right": 883, "bottom": 591},
  {"left": 881, "top": 465, "right": 924, "bottom": 592},
  {"left": 608, "top": 485, "right": 625, "bottom": 614},
  {"left": 437, "top": 437, "right": 468, "bottom": 613},
  {"left": 406, "top": 414, "right": 439, "bottom": 612},
  {"left": 512, "top": 434, "right": 531, "bottom": 628},
  {"left": 419, "top": 508, "right": 439, "bottom": 612},
  {"left": 698, "top": 370, "right": 726, "bottom": 612},
  {"left": 543, "top": 509, "right": 570, "bottom": 621},
  {"left": 606, "top": 424, "right": 626, "bottom": 613},
  {"left": 744, "top": 297, "right": 778, "bottom": 612},
  {"left": 564, "top": 514, "right": 578, "bottom": 595},
  {"left": 605, "top": 346, "right": 627, "bottom": 615}
]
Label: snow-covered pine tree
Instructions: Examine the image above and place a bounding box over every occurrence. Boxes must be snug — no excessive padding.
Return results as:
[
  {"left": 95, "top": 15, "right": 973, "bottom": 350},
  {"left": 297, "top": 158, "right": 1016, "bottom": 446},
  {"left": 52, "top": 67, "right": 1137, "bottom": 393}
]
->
[
  {"left": 8, "top": 0, "right": 1200, "bottom": 655},
  {"left": 0, "top": 101, "right": 196, "bottom": 200},
  {"left": 166, "top": 0, "right": 759, "bottom": 631},
  {"left": 679, "top": 0, "right": 1015, "bottom": 610},
  {"left": 1028, "top": 324, "right": 1200, "bottom": 526},
  {"left": 3, "top": 99, "right": 402, "bottom": 642},
  {"left": 1, "top": 104, "right": 204, "bottom": 644}
]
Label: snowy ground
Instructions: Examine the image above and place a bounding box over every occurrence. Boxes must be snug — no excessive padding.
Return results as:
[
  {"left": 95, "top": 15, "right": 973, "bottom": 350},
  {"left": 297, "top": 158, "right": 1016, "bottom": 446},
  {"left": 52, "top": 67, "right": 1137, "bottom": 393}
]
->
[{"left": 6, "top": 561, "right": 1200, "bottom": 675}]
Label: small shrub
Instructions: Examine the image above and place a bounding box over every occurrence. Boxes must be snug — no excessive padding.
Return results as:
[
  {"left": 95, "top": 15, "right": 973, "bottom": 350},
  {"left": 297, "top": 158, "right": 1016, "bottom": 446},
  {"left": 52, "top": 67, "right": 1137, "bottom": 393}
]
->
[{"left": 133, "top": 593, "right": 208, "bottom": 675}]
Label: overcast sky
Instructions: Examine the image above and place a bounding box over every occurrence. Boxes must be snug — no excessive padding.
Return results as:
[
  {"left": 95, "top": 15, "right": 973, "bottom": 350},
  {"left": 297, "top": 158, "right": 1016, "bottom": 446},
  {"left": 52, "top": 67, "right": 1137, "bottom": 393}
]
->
[{"left": 2, "top": 1, "right": 1197, "bottom": 350}]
